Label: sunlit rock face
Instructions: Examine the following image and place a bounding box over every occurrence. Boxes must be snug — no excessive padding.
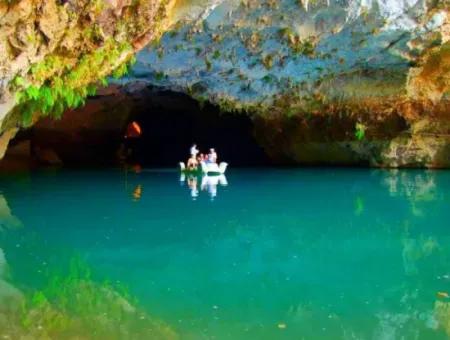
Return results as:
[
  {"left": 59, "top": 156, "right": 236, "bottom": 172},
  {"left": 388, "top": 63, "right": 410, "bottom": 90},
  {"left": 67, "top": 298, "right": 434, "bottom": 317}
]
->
[
  {"left": 0, "top": 0, "right": 228, "bottom": 160},
  {"left": 0, "top": 0, "right": 174, "bottom": 158},
  {"left": 133, "top": 0, "right": 450, "bottom": 167}
]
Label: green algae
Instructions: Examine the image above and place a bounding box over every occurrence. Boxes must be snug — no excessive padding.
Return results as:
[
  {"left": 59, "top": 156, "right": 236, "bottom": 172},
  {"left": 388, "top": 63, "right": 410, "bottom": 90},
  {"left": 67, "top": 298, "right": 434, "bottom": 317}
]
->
[{"left": 0, "top": 257, "right": 178, "bottom": 340}]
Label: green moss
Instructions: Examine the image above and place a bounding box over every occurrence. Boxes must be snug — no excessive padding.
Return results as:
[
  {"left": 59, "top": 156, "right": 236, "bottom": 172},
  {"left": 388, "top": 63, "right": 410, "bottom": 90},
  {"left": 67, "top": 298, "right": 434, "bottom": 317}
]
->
[
  {"left": 278, "top": 28, "right": 316, "bottom": 56},
  {"left": 4, "top": 0, "right": 174, "bottom": 127},
  {"left": 11, "top": 40, "right": 134, "bottom": 126},
  {"left": 262, "top": 75, "right": 273, "bottom": 83},
  {"left": 262, "top": 54, "right": 274, "bottom": 70},
  {"left": 1, "top": 257, "right": 178, "bottom": 339},
  {"left": 155, "top": 71, "right": 166, "bottom": 81},
  {"left": 205, "top": 57, "right": 212, "bottom": 71}
]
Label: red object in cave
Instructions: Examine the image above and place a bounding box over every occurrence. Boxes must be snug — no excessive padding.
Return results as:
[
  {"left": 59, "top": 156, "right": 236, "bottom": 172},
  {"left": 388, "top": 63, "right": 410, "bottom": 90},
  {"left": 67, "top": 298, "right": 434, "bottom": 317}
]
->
[{"left": 125, "top": 121, "right": 142, "bottom": 138}]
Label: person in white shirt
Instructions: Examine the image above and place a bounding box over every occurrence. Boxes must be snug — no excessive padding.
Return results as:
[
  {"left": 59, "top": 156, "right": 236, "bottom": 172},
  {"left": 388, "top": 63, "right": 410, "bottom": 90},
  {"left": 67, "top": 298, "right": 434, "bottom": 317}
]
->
[
  {"left": 187, "top": 144, "right": 200, "bottom": 170},
  {"left": 190, "top": 144, "right": 199, "bottom": 157},
  {"left": 209, "top": 148, "right": 217, "bottom": 163}
]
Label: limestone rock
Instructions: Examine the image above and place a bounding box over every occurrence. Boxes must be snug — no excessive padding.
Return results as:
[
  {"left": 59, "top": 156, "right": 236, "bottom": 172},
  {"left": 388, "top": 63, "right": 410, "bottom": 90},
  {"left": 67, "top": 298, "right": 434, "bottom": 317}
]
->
[
  {"left": 0, "top": 128, "right": 18, "bottom": 159},
  {"left": 0, "top": 0, "right": 230, "bottom": 162},
  {"left": 129, "top": 0, "right": 449, "bottom": 167},
  {"left": 38, "top": 0, "right": 69, "bottom": 49}
]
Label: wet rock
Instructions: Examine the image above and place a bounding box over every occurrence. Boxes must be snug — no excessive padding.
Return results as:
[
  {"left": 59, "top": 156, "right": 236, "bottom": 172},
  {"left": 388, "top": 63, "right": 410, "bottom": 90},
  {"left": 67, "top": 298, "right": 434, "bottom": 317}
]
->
[
  {"left": 0, "top": 128, "right": 18, "bottom": 160},
  {"left": 33, "top": 146, "right": 63, "bottom": 166},
  {"left": 0, "top": 195, "right": 22, "bottom": 231}
]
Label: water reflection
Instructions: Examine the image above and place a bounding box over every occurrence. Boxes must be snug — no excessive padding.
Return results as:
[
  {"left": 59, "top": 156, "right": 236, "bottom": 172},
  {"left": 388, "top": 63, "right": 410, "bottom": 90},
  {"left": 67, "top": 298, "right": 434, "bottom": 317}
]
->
[
  {"left": 0, "top": 169, "right": 449, "bottom": 339},
  {"left": 132, "top": 184, "right": 143, "bottom": 201},
  {"left": 180, "top": 174, "right": 228, "bottom": 200},
  {"left": 380, "top": 170, "right": 438, "bottom": 217}
]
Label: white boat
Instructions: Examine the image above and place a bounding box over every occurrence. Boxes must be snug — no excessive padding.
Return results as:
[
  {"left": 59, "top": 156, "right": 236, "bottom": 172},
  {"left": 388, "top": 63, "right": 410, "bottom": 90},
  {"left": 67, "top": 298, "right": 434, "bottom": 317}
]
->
[{"left": 179, "top": 161, "right": 228, "bottom": 175}]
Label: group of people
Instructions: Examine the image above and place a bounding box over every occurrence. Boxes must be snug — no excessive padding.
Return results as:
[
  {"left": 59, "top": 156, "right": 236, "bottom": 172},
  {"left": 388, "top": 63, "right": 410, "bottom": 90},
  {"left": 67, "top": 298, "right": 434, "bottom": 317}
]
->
[{"left": 187, "top": 144, "right": 218, "bottom": 170}]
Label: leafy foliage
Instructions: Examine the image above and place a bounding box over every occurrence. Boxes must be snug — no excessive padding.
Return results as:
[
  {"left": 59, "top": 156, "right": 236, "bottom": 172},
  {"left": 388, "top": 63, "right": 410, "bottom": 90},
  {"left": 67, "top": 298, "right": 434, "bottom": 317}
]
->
[
  {"left": 11, "top": 40, "right": 135, "bottom": 126},
  {"left": 355, "top": 122, "right": 366, "bottom": 140}
]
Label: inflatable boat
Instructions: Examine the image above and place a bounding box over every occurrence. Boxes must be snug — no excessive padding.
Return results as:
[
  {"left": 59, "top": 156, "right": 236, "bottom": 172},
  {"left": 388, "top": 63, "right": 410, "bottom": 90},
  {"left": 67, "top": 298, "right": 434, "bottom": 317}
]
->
[{"left": 179, "top": 161, "right": 228, "bottom": 176}]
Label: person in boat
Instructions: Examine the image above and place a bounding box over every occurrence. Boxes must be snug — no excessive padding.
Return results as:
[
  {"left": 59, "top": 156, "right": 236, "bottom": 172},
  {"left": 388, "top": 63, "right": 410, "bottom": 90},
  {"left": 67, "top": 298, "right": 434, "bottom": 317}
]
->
[
  {"left": 197, "top": 153, "right": 205, "bottom": 163},
  {"left": 187, "top": 155, "right": 198, "bottom": 170},
  {"left": 208, "top": 148, "right": 217, "bottom": 164},
  {"left": 186, "top": 144, "right": 200, "bottom": 171},
  {"left": 190, "top": 144, "right": 199, "bottom": 158}
]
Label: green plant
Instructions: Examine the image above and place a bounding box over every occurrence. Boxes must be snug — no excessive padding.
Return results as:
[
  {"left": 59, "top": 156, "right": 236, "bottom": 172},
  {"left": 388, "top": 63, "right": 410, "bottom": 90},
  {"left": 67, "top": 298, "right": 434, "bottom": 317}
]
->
[
  {"left": 262, "top": 54, "right": 274, "bottom": 69},
  {"left": 262, "top": 75, "right": 272, "bottom": 83},
  {"left": 355, "top": 122, "right": 366, "bottom": 140},
  {"left": 155, "top": 71, "right": 166, "bottom": 81},
  {"left": 279, "top": 28, "right": 316, "bottom": 56},
  {"left": 11, "top": 40, "right": 134, "bottom": 126},
  {"left": 205, "top": 57, "right": 212, "bottom": 71}
]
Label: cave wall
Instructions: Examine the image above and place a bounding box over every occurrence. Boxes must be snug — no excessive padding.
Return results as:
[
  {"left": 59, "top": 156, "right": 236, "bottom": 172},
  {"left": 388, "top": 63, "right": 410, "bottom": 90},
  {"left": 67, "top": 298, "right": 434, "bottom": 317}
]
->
[
  {"left": 128, "top": 0, "right": 450, "bottom": 168},
  {"left": 0, "top": 0, "right": 228, "bottom": 162}
]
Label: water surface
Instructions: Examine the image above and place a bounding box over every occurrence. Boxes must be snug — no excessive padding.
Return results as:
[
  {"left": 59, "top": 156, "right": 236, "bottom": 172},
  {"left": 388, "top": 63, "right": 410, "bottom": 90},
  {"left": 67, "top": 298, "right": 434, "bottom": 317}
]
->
[{"left": 0, "top": 168, "right": 449, "bottom": 339}]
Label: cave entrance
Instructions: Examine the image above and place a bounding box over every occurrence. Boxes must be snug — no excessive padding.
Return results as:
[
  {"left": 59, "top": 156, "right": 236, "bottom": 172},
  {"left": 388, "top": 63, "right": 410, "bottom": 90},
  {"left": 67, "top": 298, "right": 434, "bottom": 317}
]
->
[
  {"left": 123, "top": 88, "right": 270, "bottom": 167},
  {"left": 1, "top": 87, "right": 271, "bottom": 169}
]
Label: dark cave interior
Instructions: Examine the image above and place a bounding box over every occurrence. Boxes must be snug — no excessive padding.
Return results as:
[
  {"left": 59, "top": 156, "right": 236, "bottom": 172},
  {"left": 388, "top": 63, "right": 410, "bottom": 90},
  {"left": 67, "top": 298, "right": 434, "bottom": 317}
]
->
[{"left": 126, "top": 90, "right": 270, "bottom": 167}]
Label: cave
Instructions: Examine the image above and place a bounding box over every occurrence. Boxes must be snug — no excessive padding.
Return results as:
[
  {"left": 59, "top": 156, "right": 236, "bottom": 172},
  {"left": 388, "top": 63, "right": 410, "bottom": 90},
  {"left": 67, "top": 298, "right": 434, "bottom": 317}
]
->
[
  {"left": 3, "top": 86, "right": 271, "bottom": 169},
  {"left": 123, "top": 88, "right": 270, "bottom": 167}
]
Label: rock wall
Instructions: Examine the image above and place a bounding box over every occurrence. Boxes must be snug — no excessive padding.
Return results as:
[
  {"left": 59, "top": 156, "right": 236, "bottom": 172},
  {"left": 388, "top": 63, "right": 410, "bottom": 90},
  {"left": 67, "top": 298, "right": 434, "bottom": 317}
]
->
[
  {"left": 0, "top": 0, "right": 175, "bottom": 155},
  {"left": 130, "top": 0, "right": 449, "bottom": 167},
  {"left": 0, "top": 0, "right": 226, "bottom": 161}
]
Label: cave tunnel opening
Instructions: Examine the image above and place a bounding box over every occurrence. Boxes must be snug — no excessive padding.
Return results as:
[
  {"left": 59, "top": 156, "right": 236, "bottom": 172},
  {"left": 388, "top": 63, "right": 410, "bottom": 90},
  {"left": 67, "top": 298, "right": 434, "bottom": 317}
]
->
[
  {"left": 2, "top": 86, "right": 272, "bottom": 169},
  {"left": 122, "top": 88, "right": 271, "bottom": 168}
]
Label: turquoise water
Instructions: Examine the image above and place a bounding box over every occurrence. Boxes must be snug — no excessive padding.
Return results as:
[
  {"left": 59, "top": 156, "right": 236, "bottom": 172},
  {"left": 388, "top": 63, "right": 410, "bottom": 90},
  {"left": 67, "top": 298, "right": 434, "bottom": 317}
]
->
[{"left": 1, "top": 168, "right": 450, "bottom": 339}]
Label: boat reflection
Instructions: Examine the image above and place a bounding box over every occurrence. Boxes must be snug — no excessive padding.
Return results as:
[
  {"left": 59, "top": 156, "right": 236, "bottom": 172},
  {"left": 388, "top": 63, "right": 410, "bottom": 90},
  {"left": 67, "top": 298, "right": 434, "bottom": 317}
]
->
[{"left": 180, "top": 174, "right": 228, "bottom": 200}]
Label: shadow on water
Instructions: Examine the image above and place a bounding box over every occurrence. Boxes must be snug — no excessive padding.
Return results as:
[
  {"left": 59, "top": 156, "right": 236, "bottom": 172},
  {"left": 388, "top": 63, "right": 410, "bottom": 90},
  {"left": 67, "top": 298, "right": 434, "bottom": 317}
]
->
[{"left": 0, "top": 168, "right": 450, "bottom": 339}]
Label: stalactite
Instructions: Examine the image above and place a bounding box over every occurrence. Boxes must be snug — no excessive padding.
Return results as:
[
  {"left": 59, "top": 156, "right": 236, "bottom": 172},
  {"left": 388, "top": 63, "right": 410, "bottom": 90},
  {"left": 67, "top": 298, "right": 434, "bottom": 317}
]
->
[
  {"left": 301, "top": 0, "right": 309, "bottom": 12},
  {"left": 301, "top": 0, "right": 331, "bottom": 12}
]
